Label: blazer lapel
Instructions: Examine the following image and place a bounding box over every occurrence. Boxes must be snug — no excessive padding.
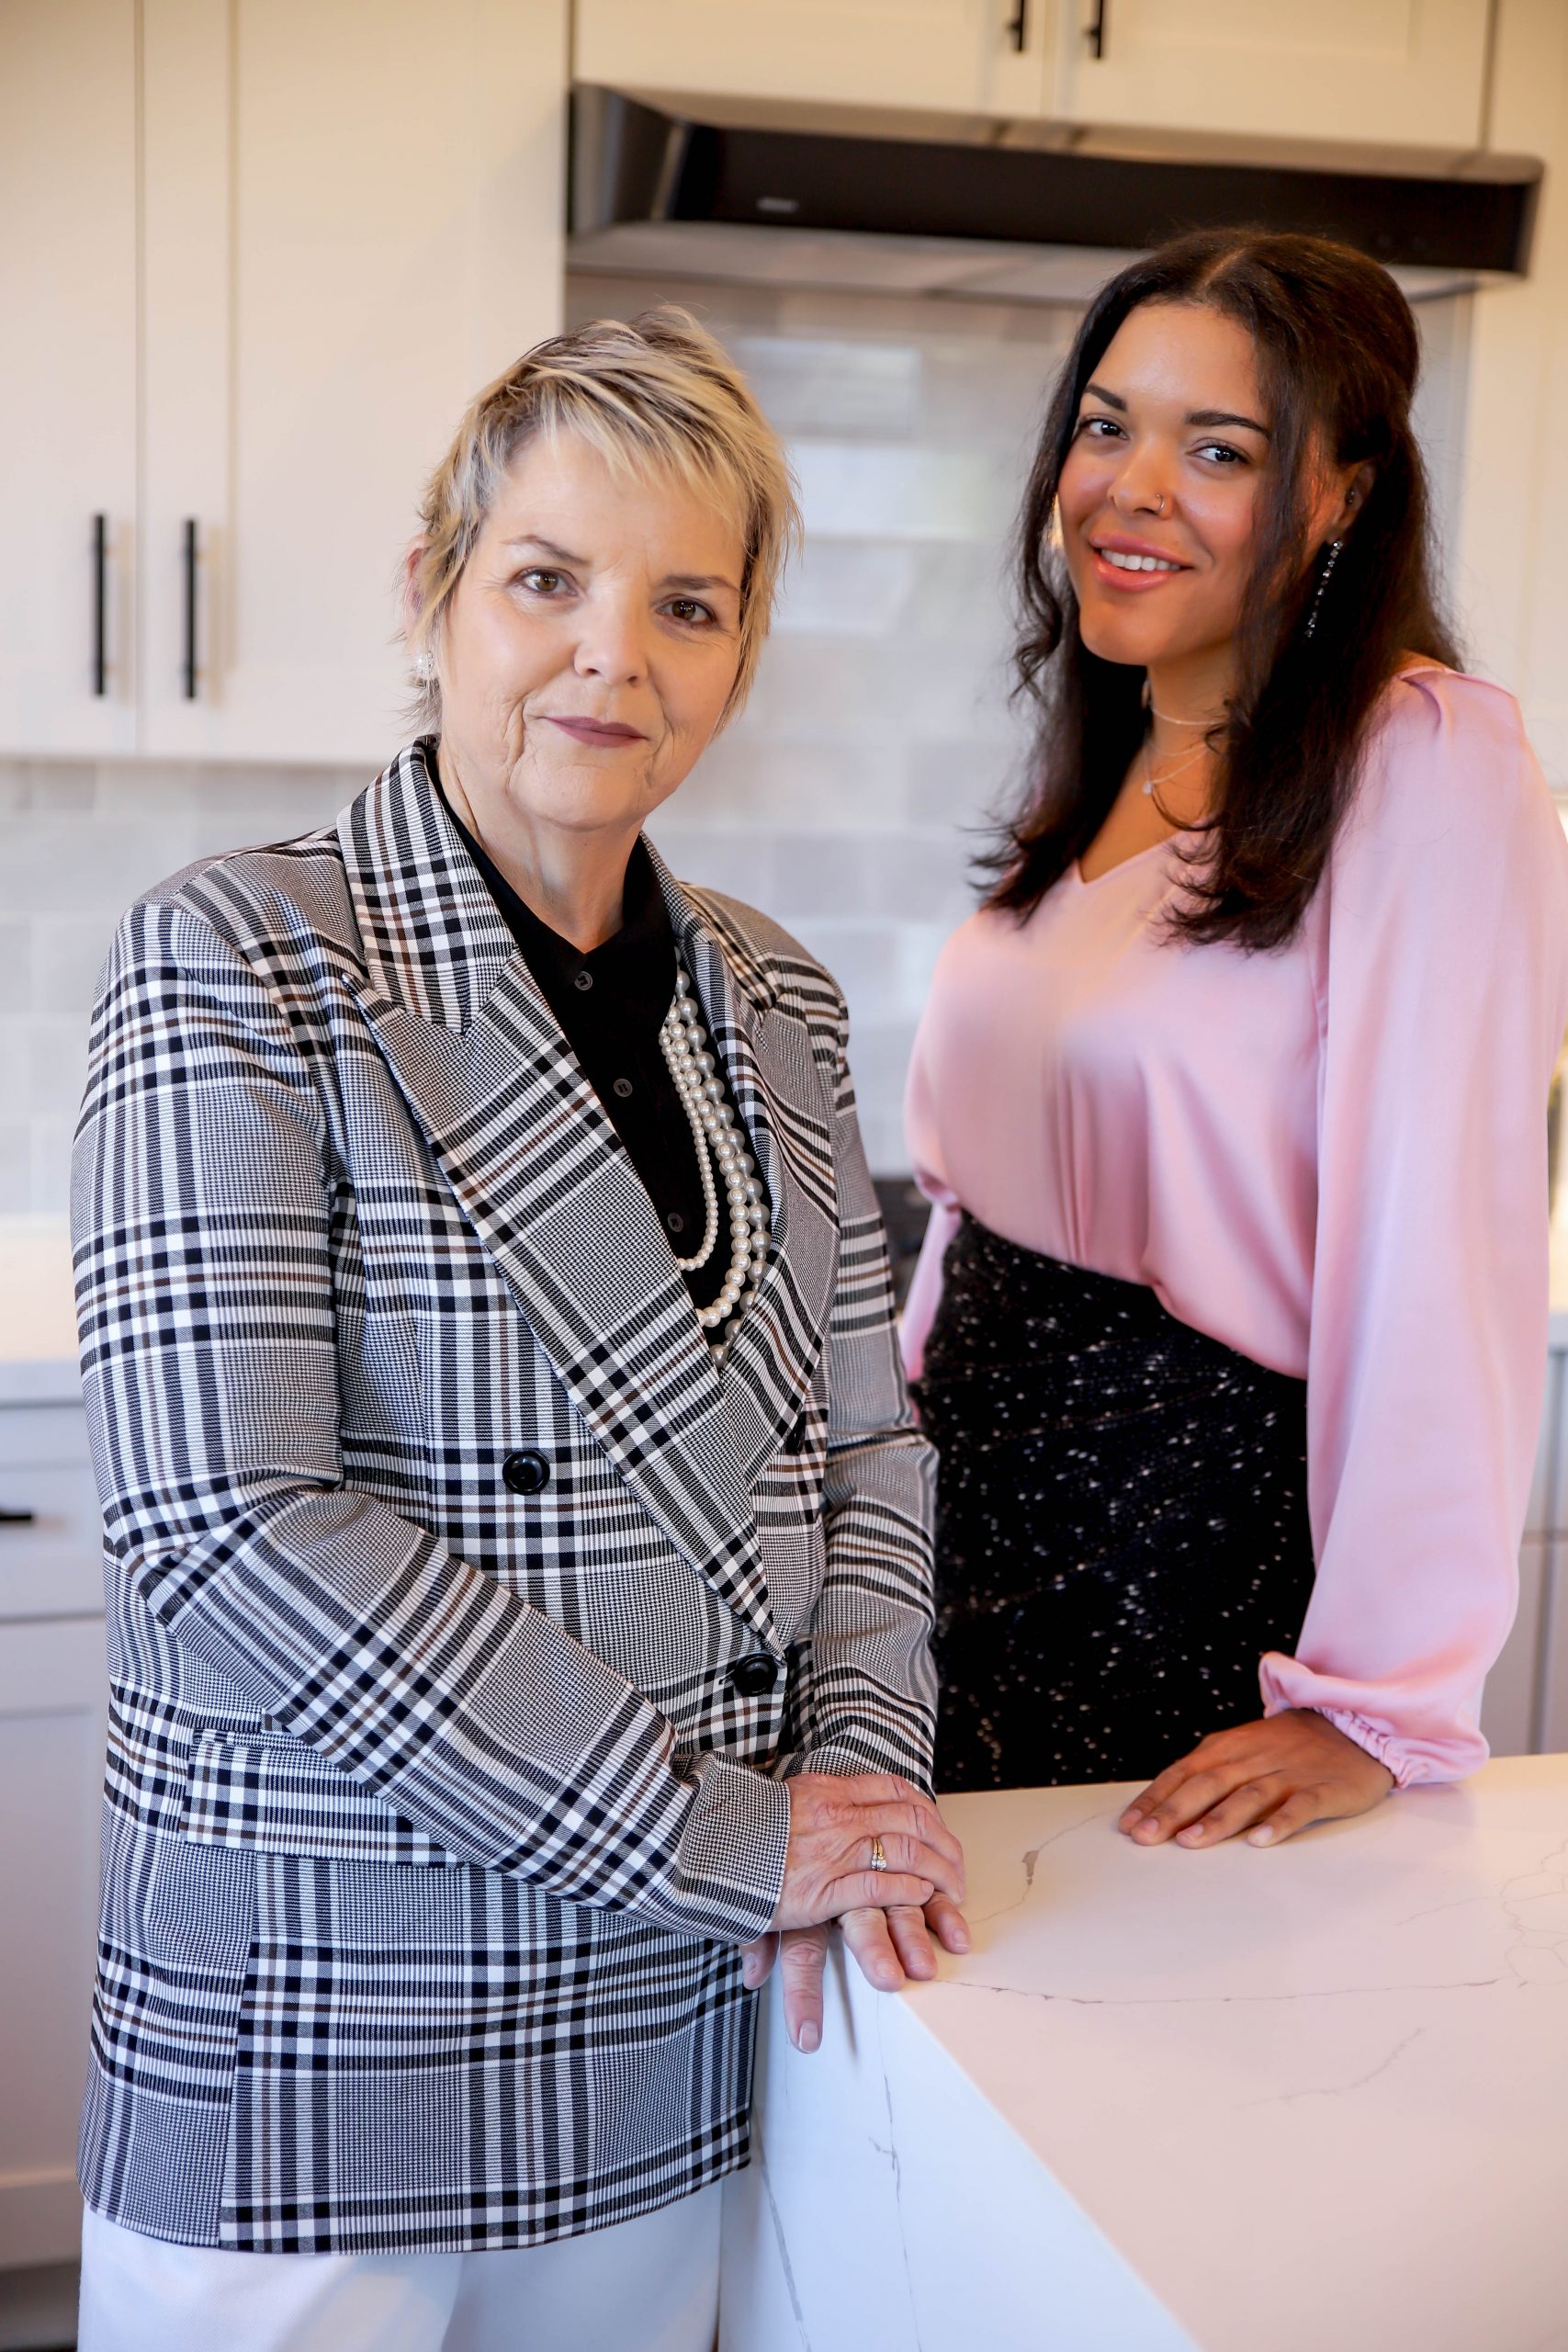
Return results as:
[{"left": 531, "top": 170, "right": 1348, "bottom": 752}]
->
[{"left": 339, "top": 750, "right": 776, "bottom": 1643}]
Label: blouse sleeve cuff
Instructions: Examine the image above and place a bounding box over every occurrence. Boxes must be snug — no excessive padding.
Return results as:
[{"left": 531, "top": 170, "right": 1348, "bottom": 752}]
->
[
  {"left": 900, "top": 1193, "right": 962, "bottom": 1386},
  {"left": 1258, "top": 1654, "right": 1484, "bottom": 1788},
  {"left": 1308, "top": 1706, "right": 1421, "bottom": 1790}
]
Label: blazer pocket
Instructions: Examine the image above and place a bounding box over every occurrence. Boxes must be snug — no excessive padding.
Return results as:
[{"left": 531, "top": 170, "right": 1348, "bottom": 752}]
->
[{"left": 183, "top": 1728, "right": 463, "bottom": 1868}]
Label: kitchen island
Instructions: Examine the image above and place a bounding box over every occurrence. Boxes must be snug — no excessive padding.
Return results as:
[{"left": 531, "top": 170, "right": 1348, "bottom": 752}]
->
[{"left": 720, "top": 1757, "right": 1568, "bottom": 2352}]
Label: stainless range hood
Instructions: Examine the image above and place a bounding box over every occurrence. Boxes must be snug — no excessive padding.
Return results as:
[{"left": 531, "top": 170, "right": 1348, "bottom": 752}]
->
[{"left": 569, "top": 86, "right": 1540, "bottom": 305}]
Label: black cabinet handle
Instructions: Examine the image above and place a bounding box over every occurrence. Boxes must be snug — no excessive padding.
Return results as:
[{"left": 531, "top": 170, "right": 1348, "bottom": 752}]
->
[
  {"left": 92, "top": 514, "right": 107, "bottom": 696},
  {"left": 182, "top": 517, "right": 198, "bottom": 700},
  {"left": 1085, "top": 0, "right": 1108, "bottom": 57},
  {"left": 0, "top": 1508, "right": 38, "bottom": 1526},
  {"left": 1005, "top": 0, "right": 1028, "bottom": 51}
]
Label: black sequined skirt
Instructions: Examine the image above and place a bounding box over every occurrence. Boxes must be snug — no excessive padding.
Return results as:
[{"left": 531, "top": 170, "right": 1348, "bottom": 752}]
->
[{"left": 913, "top": 1214, "right": 1315, "bottom": 1792}]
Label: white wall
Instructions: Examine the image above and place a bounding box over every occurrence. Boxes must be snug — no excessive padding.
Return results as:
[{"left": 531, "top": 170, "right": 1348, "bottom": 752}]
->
[{"left": 1455, "top": 0, "right": 1568, "bottom": 782}]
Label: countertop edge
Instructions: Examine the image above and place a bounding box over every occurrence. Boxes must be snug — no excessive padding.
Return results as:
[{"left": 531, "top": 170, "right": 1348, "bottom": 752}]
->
[{"left": 0, "top": 1360, "right": 85, "bottom": 1407}]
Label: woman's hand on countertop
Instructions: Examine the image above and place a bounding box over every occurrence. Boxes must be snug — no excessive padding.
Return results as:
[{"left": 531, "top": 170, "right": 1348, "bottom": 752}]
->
[
  {"left": 769, "top": 1770, "right": 967, "bottom": 1930},
  {"left": 741, "top": 1896, "right": 971, "bottom": 2055},
  {"left": 740, "top": 1772, "right": 970, "bottom": 2052},
  {"left": 1118, "top": 1709, "right": 1395, "bottom": 1849}
]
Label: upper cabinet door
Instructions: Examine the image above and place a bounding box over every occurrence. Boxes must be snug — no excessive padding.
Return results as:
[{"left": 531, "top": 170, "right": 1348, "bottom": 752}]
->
[
  {"left": 0, "top": 0, "right": 139, "bottom": 757},
  {"left": 141, "top": 0, "right": 568, "bottom": 767},
  {"left": 573, "top": 0, "right": 1053, "bottom": 116},
  {"left": 1054, "top": 0, "right": 1492, "bottom": 148}
]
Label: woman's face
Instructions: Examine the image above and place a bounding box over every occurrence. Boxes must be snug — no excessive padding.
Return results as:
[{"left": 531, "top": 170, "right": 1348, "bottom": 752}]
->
[
  {"left": 432, "top": 429, "right": 746, "bottom": 852},
  {"left": 1057, "top": 300, "right": 1280, "bottom": 678}
]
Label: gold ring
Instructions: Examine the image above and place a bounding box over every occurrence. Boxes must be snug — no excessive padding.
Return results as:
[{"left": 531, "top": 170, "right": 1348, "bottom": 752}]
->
[{"left": 870, "top": 1835, "right": 888, "bottom": 1872}]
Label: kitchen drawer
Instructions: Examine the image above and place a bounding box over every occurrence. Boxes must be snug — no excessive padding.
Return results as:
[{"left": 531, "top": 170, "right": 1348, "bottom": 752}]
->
[
  {"left": 0, "top": 1614, "right": 108, "bottom": 2265},
  {"left": 0, "top": 1403, "right": 89, "bottom": 1473},
  {"left": 0, "top": 1405, "right": 103, "bottom": 1622}
]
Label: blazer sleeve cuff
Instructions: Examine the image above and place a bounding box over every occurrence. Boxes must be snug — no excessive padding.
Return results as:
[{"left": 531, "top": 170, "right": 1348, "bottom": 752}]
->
[
  {"left": 650, "top": 1750, "right": 792, "bottom": 1944},
  {"left": 784, "top": 1737, "right": 934, "bottom": 1803}
]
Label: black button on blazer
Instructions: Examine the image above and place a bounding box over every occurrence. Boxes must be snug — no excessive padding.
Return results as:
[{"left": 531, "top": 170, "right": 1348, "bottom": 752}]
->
[{"left": 502, "top": 1448, "right": 550, "bottom": 1496}]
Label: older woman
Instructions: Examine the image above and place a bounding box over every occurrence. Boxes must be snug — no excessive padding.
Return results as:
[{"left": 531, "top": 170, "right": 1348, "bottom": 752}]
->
[{"left": 72, "top": 311, "right": 965, "bottom": 2352}]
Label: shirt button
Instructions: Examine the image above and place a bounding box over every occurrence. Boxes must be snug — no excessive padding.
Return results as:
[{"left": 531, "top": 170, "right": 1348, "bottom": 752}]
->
[
  {"left": 501, "top": 1448, "right": 550, "bottom": 1496},
  {"left": 728, "top": 1655, "right": 780, "bottom": 1698},
  {"left": 573, "top": 970, "right": 593, "bottom": 993},
  {"left": 666, "top": 1211, "right": 685, "bottom": 1235},
  {"left": 612, "top": 1077, "right": 633, "bottom": 1098}
]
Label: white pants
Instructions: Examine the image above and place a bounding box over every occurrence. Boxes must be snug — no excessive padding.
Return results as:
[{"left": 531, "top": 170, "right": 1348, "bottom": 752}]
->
[{"left": 78, "top": 2184, "right": 721, "bottom": 2352}]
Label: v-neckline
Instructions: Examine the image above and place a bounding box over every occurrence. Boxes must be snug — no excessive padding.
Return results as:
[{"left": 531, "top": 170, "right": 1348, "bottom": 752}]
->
[{"left": 1072, "top": 829, "right": 1190, "bottom": 891}]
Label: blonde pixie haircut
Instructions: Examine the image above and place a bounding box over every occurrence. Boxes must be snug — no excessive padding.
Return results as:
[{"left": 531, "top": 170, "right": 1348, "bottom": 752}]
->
[{"left": 406, "top": 308, "right": 798, "bottom": 731}]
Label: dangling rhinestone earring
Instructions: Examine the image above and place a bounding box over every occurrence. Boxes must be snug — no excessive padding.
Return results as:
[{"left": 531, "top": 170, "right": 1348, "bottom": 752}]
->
[{"left": 1304, "top": 539, "right": 1344, "bottom": 639}]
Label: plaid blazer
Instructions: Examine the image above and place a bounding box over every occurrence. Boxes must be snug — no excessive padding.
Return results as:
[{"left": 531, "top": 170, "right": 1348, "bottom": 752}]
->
[{"left": 73, "top": 743, "right": 936, "bottom": 2254}]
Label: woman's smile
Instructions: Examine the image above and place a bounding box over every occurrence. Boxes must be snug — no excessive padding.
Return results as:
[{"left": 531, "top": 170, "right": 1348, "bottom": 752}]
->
[
  {"left": 1087, "top": 531, "right": 1194, "bottom": 590},
  {"left": 539, "top": 713, "right": 648, "bottom": 745}
]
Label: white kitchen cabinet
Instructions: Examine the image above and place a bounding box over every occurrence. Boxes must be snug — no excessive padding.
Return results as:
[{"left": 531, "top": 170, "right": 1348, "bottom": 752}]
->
[
  {"left": 0, "top": 1616, "right": 108, "bottom": 2269},
  {"left": 576, "top": 0, "right": 1493, "bottom": 151},
  {"left": 1539, "top": 1541, "right": 1568, "bottom": 1752},
  {"left": 0, "top": 0, "right": 139, "bottom": 757},
  {"left": 0, "top": 0, "right": 567, "bottom": 769},
  {"left": 1534, "top": 1340, "right": 1568, "bottom": 1751},
  {"left": 0, "top": 1407, "right": 104, "bottom": 1623},
  {"left": 573, "top": 0, "right": 1054, "bottom": 117},
  {"left": 1484, "top": 1345, "right": 1568, "bottom": 1756},
  {"left": 1483, "top": 1537, "right": 1548, "bottom": 1757},
  {"left": 141, "top": 0, "right": 568, "bottom": 764},
  {"left": 1055, "top": 0, "right": 1493, "bottom": 149}
]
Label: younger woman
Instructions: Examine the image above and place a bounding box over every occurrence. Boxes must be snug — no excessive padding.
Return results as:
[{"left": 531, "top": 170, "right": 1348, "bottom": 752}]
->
[{"left": 904, "top": 230, "right": 1568, "bottom": 1847}]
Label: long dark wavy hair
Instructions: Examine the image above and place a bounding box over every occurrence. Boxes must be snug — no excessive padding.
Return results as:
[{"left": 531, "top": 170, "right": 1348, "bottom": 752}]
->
[{"left": 985, "top": 229, "right": 1461, "bottom": 950}]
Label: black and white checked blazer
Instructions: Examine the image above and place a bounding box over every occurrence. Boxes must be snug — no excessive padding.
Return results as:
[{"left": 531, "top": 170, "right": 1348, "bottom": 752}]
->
[{"left": 73, "top": 743, "right": 937, "bottom": 2254}]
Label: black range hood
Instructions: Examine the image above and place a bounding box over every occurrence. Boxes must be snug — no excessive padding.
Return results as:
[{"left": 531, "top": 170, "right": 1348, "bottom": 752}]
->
[{"left": 570, "top": 86, "right": 1540, "bottom": 291}]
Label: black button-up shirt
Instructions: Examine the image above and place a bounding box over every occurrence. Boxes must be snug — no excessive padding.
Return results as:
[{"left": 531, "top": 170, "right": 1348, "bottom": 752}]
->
[{"left": 434, "top": 750, "right": 746, "bottom": 1315}]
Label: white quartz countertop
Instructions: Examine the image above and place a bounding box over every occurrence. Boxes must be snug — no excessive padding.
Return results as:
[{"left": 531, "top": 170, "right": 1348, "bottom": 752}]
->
[{"left": 725, "top": 1756, "right": 1568, "bottom": 2352}]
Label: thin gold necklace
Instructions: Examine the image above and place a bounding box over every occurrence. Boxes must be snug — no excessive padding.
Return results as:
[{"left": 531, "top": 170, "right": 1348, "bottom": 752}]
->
[
  {"left": 1146, "top": 700, "right": 1216, "bottom": 729},
  {"left": 1141, "top": 735, "right": 1212, "bottom": 797}
]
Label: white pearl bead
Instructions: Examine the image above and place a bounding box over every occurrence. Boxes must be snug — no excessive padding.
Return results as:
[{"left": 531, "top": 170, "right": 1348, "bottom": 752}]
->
[{"left": 660, "top": 959, "right": 777, "bottom": 1344}]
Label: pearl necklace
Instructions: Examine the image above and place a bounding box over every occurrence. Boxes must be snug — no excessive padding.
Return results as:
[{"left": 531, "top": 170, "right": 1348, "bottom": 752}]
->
[{"left": 658, "top": 966, "right": 771, "bottom": 1336}]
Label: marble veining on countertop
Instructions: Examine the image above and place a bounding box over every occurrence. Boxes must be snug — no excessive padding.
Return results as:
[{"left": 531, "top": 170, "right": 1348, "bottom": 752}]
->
[
  {"left": 897, "top": 1760, "right": 1568, "bottom": 2351},
  {"left": 726, "top": 1758, "right": 1568, "bottom": 2351}
]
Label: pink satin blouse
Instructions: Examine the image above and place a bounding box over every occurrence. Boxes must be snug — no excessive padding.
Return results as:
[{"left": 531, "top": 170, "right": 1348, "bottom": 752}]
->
[{"left": 903, "top": 665, "right": 1568, "bottom": 1785}]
